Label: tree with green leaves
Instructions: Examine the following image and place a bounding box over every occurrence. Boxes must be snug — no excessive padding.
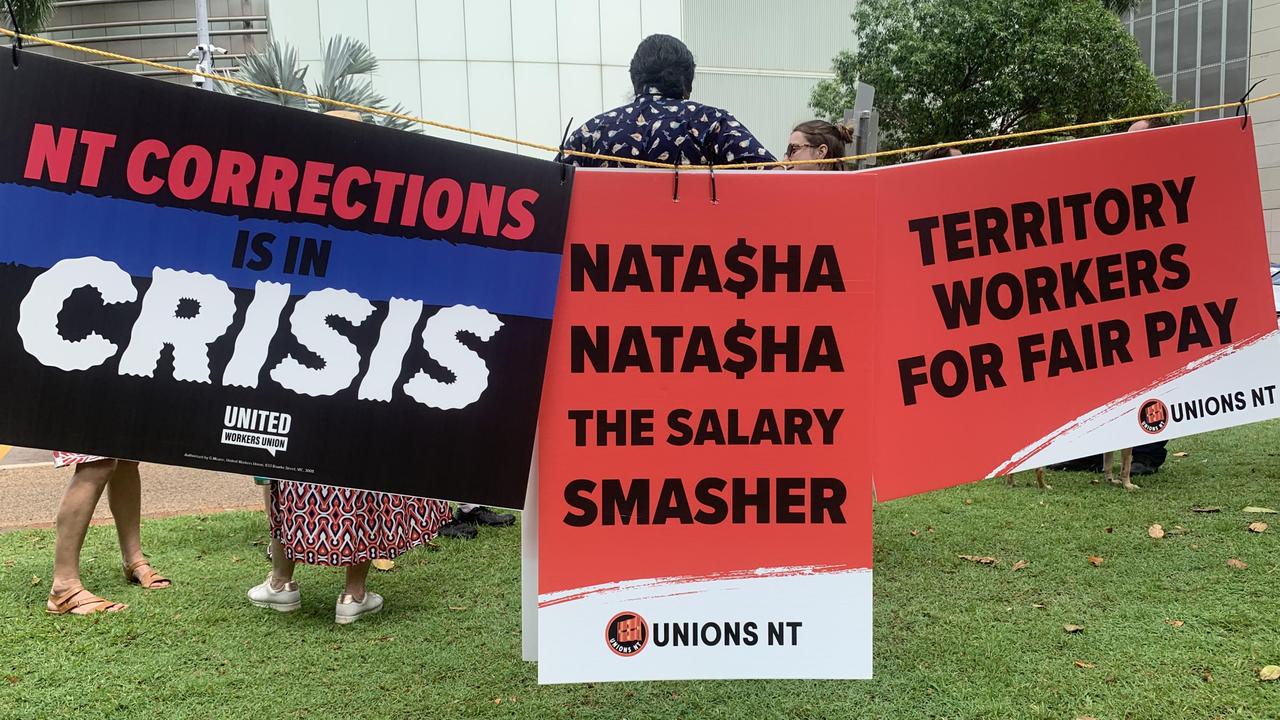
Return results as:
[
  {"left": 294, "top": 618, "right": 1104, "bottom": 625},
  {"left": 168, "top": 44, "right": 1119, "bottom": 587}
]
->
[
  {"left": 216, "top": 35, "right": 420, "bottom": 133},
  {"left": 2, "top": 0, "right": 54, "bottom": 32},
  {"left": 811, "top": 0, "right": 1168, "bottom": 160},
  {"left": 1101, "top": 0, "right": 1141, "bottom": 12}
]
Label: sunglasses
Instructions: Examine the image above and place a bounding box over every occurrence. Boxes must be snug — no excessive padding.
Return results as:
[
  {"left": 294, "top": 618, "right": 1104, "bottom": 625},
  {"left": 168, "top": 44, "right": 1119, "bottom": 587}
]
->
[{"left": 785, "top": 143, "right": 817, "bottom": 158}]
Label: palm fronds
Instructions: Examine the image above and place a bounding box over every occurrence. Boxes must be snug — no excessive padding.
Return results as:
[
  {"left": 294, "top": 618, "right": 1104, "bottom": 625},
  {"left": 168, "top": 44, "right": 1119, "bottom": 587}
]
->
[
  {"left": 230, "top": 41, "right": 309, "bottom": 108},
  {"left": 224, "top": 35, "right": 419, "bottom": 133},
  {"left": 2, "top": 0, "right": 55, "bottom": 33}
]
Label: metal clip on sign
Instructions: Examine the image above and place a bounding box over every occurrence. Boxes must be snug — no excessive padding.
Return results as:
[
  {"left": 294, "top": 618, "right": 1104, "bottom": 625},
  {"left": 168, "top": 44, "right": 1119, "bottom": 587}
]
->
[
  {"left": 705, "top": 123, "right": 719, "bottom": 204},
  {"left": 672, "top": 152, "right": 681, "bottom": 202},
  {"left": 1236, "top": 79, "right": 1265, "bottom": 130},
  {"left": 4, "top": 0, "right": 21, "bottom": 68},
  {"left": 556, "top": 117, "right": 574, "bottom": 185}
]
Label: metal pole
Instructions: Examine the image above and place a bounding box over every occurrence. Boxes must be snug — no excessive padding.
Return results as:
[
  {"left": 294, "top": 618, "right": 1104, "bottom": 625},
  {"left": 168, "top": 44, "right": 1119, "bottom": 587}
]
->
[{"left": 192, "top": 0, "right": 212, "bottom": 89}]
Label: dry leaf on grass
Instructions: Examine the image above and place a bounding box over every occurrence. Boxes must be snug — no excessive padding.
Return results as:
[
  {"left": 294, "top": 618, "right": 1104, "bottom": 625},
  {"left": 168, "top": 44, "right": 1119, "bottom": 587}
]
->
[
  {"left": 964, "top": 499, "right": 974, "bottom": 506},
  {"left": 1087, "top": 556, "right": 1105, "bottom": 566},
  {"left": 1202, "top": 671, "right": 1214, "bottom": 683},
  {"left": 1165, "top": 619, "right": 1185, "bottom": 628},
  {"left": 1242, "top": 506, "right": 1277, "bottom": 514},
  {"left": 1032, "top": 603, "right": 1047, "bottom": 609},
  {"left": 1074, "top": 660, "right": 1096, "bottom": 669},
  {"left": 1075, "top": 716, "right": 1099, "bottom": 720},
  {"left": 1191, "top": 506, "right": 1222, "bottom": 513},
  {"left": 958, "top": 555, "right": 997, "bottom": 565},
  {"left": 1064, "top": 624, "right": 1085, "bottom": 633},
  {"left": 1260, "top": 666, "right": 1280, "bottom": 681},
  {"left": 1149, "top": 524, "right": 1165, "bottom": 539},
  {"left": 910, "top": 530, "right": 919, "bottom": 537},
  {"left": 1012, "top": 560, "right": 1029, "bottom": 571},
  {"left": 1172, "top": 452, "right": 1189, "bottom": 457},
  {"left": 1104, "top": 527, "right": 1114, "bottom": 534},
  {"left": 1226, "top": 558, "right": 1248, "bottom": 570},
  {"left": 1248, "top": 522, "right": 1269, "bottom": 533},
  {"left": 28, "top": 575, "right": 39, "bottom": 587},
  {"left": 448, "top": 605, "right": 467, "bottom": 611}
]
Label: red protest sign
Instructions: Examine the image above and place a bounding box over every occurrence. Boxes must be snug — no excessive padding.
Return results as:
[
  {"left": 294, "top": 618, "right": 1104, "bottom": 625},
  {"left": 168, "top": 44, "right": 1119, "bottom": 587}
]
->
[
  {"left": 537, "top": 169, "right": 875, "bottom": 683},
  {"left": 872, "top": 118, "right": 1280, "bottom": 500}
]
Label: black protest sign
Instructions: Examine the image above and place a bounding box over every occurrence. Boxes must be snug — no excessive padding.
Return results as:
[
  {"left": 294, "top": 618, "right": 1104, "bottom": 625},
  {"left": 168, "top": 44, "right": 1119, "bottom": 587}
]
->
[{"left": 0, "top": 53, "right": 571, "bottom": 507}]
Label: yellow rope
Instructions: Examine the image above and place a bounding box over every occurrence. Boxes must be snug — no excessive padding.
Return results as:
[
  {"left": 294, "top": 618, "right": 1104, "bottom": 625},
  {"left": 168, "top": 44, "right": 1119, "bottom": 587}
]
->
[
  {"left": 3, "top": 27, "right": 1277, "bottom": 171},
  {"left": 0, "top": 28, "right": 675, "bottom": 169}
]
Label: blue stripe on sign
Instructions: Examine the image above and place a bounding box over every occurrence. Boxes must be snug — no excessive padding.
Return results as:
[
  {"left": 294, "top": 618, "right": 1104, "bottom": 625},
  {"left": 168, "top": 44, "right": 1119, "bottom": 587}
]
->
[{"left": 0, "top": 183, "right": 562, "bottom": 320}]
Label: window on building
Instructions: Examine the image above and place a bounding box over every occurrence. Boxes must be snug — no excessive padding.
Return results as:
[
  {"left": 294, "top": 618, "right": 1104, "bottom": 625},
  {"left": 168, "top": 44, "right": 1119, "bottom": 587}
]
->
[{"left": 1124, "top": 0, "right": 1250, "bottom": 122}]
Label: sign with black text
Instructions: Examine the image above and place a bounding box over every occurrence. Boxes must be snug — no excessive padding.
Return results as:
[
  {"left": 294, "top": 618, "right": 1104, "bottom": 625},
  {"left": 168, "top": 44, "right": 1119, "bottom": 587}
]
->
[
  {"left": 872, "top": 119, "right": 1280, "bottom": 500},
  {"left": 0, "top": 54, "right": 572, "bottom": 507},
  {"left": 536, "top": 170, "right": 875, "bottom": 682}
]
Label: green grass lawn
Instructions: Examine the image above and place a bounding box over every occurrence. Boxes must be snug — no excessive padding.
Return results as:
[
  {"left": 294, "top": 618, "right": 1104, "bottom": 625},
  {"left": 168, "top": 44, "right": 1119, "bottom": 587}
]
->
[{"left": 2, "top": 424, "right": 1279, "bottom": 720}]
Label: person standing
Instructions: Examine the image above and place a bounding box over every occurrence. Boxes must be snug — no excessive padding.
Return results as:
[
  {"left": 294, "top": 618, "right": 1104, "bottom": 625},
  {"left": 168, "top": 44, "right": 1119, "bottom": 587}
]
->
[
  {"left": 563, "top": 34, "right": 774, "bottom": 168},
  {"left": 1049, "top": 116, "right": 1176, "bottom": 478},
  {"left": 46, "top": 454, "right": 171, "bottom": 615},
  {"left": 783, "top": 120, "right": 855, "bottom": 170},
  {"left": 247, "top": 480, "right": 451, "bottom": 624},
  {"left": 246, "top": 108, "right": 455, "bottom": 623}
]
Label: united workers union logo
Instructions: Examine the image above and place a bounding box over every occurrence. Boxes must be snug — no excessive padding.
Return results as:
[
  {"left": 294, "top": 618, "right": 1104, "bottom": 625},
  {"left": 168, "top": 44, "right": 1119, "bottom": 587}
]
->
[
  {"left": 1138, "top": 398, "right": 1169, "bottom": 434},
  {"left": 605, "top": 611, "right": 649, "bottom": 657}
]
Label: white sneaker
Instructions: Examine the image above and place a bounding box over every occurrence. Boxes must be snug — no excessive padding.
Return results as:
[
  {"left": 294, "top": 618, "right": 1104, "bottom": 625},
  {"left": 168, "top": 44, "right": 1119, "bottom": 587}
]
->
[
  {"left": 247, "top": 575, "right": 301, "bottom": 612},
  {"left": 335, "top": 591, "right": 383, "bottom": 625}
]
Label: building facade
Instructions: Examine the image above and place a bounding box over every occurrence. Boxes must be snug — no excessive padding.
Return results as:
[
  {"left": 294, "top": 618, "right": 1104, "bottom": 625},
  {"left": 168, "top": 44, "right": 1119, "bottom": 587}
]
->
[
  {"left": 1119, "top": 0, "right": 1280, "bottom": 257},
  {"left": 33, "top": 0, "right": 268, "bottom": 81},
  {"left": 21, "top": 0, "right": 1280, "bottom": 256},
  {"left": 1247, "top": 0, "right": 1280, "bottom": 258},
  {"left": 263, "top": 0, "right": 856, "bottom": 159}
]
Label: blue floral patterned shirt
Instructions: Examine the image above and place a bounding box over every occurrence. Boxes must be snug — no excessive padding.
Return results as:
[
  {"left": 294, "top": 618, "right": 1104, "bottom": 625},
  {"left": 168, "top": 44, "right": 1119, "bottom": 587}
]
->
[{"left": 563, "top": 88, "right": 776, "bottom": 167}]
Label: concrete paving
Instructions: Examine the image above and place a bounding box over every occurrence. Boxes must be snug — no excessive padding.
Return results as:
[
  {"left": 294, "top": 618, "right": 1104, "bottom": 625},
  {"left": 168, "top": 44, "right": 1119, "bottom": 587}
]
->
[
  {"left": 0, "top": 446, "right": 56, "bottom": 466},
  {"left": 0, "top": 456, "right": 263, "bottom": 531}
]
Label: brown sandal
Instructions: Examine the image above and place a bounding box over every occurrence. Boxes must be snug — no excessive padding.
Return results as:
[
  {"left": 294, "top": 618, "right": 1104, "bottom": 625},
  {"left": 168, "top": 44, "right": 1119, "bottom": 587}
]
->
[
  {"left": 46, "top": 586, "right": 127, "bottom": 615},
  {"left": 124, "top": 559, "right": 172, "bottom": 589}
]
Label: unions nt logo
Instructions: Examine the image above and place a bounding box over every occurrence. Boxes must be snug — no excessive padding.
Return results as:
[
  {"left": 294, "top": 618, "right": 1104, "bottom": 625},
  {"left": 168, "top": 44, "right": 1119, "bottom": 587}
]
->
[
  {"left": 1138, "top": 398, "right": 1169, "bottom": 435},
  {"left": 605, "top": 611, "right": 649, "bottom": 657}
]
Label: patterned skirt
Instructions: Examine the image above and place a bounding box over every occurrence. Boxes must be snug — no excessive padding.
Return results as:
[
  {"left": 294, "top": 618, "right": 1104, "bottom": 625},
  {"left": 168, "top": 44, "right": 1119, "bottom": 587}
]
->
[
  {"left": 52, "top": 452, "right": 109, "bottom": 468},
  {"left": 269, "top": 480, "right": 451, "bottom": 566}
]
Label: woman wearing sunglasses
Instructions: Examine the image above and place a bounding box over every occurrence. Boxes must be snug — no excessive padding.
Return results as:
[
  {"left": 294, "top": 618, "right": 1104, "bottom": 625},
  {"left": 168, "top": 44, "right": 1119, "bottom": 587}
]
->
[{"left": 784, "top": 120, "right": 855, "bottom": 170}]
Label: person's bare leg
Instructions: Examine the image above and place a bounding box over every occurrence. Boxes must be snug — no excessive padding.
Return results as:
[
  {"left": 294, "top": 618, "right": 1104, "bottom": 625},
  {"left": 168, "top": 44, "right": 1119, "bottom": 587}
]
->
[
  {"left": 50, "top": 460, "right": 120, "bottom": 608},
  {"left": 269, "top": 538, "right": 297, "bottom": 589},
  {"left": 107, "top": 461, "right": 143, "bottom": 565},
  {"left": 109, "top": 461, "right": 171, "bottom": 587},
  {"left": 343, "top": 561, "right": 371, "bottom": 601}
]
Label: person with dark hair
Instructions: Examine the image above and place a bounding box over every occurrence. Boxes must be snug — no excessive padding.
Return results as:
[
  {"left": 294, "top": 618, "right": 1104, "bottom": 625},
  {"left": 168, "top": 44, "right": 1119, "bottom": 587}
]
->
[
  {"left": 1128, "top": 115, "right": 1173, "bottom": 131},
  {"left": 921, "top": 146, "right": 963, "bottom": 160},
  {"left": 785, "top": 120, "right": 855, "bottom": 170},
  {"left": 563, "top": 34, "right": 774, "bottom": 168}
]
